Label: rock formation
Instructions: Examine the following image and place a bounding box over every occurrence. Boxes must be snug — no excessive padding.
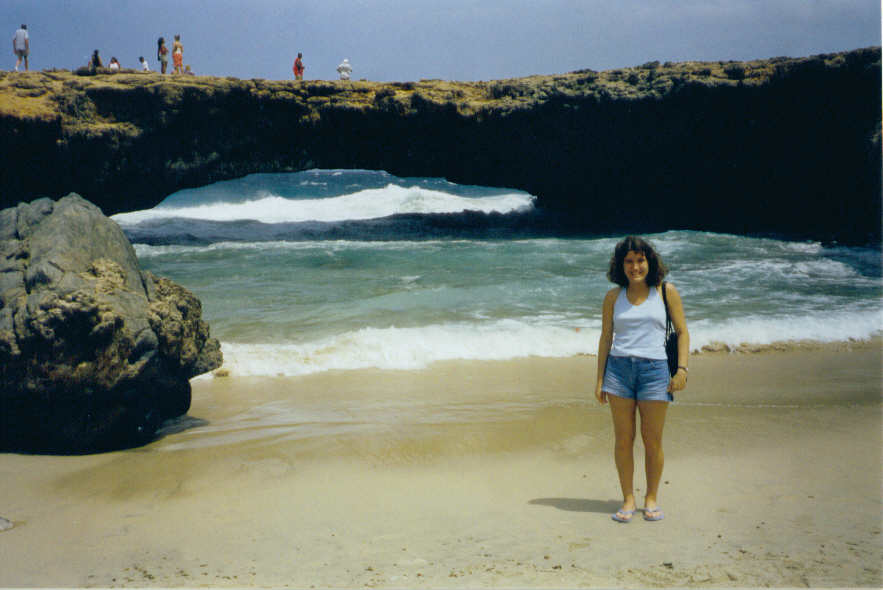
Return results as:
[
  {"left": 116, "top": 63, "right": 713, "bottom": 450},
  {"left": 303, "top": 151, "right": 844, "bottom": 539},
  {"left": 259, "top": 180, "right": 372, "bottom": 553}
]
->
[
  {"left": 0, "top": 194, "right": 222, "bottom": 453},
  {"left": 0, "top": 47, "right": 880, "bottom": 244}
]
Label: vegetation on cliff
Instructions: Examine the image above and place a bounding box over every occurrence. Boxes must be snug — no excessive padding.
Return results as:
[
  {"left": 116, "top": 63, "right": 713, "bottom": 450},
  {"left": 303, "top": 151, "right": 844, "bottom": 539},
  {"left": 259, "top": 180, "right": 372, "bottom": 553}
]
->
[{"left": 0, "top": 48, "right": 880, "bottom": 243}]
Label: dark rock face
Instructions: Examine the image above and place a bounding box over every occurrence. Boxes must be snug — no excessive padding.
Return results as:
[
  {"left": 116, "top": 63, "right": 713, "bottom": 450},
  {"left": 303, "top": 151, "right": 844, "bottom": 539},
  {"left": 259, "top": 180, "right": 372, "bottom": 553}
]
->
[{"left": 0, "top": 195, "right": 222, "bottom": 453}]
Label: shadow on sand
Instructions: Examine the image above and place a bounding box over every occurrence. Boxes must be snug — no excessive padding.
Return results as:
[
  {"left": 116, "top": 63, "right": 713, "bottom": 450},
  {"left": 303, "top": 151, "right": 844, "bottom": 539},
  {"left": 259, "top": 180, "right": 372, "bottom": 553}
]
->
[
  {"left": 528, "top": 498, "right": 621, "bottom": 513},
  {"left": 153, "top": 415, "right": 209, "bottom": 439}
]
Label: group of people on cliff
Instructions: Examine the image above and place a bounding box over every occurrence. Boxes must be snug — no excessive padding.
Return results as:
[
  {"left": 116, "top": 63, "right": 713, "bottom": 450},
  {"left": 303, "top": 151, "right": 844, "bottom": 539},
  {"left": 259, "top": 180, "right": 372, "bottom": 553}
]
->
[
  {"left": 156, "top": 35, "right": 191, "bottom": 75},
  {"left": 82, "top": 35, "right": 193, "bottom": 75},
  {"left": 12, "top": 25, "right": 343, "bottom": 82},
  {"left": 291, "top": 52, "right": 353, "bottom": 81}
]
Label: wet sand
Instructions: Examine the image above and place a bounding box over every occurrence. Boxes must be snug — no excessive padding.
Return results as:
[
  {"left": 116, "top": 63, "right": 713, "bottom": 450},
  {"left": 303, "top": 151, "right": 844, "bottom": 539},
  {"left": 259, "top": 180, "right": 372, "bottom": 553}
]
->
[{"left": 0, "top": 345, "right": 880, "bottom": 587}]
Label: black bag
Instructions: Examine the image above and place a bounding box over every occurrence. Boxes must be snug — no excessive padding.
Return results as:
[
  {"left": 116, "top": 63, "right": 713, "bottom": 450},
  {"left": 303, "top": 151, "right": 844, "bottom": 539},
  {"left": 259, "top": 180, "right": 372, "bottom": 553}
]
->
[{"left": 661, "top": 281, "right": 678, "bottom": 377}]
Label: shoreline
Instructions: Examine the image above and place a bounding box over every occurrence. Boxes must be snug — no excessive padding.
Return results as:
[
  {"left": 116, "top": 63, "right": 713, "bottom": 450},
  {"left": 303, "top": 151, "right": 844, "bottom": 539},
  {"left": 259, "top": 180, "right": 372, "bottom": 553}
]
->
[
  {"left": 689, "top": 335, "right": 882, "bottom": 355},
  {"left": 205, "top": 335, "right": 883, "bottom": 380},
  {"left": 1, "top": 346, "right": 880, "bottom": 587}
]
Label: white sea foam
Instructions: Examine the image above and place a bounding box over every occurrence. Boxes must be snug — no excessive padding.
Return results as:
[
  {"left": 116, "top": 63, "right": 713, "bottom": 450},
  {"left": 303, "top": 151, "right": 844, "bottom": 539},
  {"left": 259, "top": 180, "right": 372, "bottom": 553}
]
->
[
  {"left": 204, "top": 309, "right": 882, "bottom": 378},
  {"left": 113, "top": 184, "right": 535, "bottom": 225},
  {"left": 701, "top": 258, "right": 866, "bottom": 281},
  {"left": 212, "top": 319, "right": 596, "bottom": 377},
  {"left": 687, "top": 309, "right": 883, "bottom": 350}
]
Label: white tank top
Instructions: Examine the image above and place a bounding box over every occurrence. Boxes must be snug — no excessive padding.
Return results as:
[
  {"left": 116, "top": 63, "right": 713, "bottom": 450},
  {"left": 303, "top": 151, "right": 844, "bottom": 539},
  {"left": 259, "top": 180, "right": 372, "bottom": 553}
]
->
[{"left": 610, "top": 286, "right": 667, "bottom": 360}]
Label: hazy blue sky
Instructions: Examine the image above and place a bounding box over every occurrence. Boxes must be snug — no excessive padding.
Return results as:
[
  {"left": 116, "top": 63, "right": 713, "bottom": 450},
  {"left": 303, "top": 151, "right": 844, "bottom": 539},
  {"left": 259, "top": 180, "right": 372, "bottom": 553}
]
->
[{"left": 4, "top": 0, "right": 880, "bottom": 81}]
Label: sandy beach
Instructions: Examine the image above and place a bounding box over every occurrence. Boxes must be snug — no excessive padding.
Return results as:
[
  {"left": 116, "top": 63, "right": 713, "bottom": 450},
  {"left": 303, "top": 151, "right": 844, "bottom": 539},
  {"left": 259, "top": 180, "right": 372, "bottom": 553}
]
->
[{"left": 1, "top": 344, "right": 880, "bottom": 588}]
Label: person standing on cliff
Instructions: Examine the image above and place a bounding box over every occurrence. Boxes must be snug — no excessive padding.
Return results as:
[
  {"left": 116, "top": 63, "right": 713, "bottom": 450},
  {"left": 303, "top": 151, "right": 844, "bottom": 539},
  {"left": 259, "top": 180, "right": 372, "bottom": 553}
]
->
[
  {"left": 88, "top": 49, "right": 103, "bottom": 71},
  {"left": 12, "top": 24, "right": 28, "bottom": 71},
  {"left": 336, "top": 58, "right": 352, "bottom": 80},
  {"left": 157, "top": 37, "right": 168, "bottom": 74},
  {"left": 293, "top": 52, "right": 304, "bottom": 80},
  {"left": 172, "top": 34, "right": 183, "bottom": 75}
]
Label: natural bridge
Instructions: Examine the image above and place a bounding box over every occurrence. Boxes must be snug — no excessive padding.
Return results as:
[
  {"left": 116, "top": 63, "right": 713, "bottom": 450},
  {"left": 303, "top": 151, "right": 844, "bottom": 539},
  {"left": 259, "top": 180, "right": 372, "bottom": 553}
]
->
[{"left": 1, "top": 47, "right": 879, "bottom": 244}]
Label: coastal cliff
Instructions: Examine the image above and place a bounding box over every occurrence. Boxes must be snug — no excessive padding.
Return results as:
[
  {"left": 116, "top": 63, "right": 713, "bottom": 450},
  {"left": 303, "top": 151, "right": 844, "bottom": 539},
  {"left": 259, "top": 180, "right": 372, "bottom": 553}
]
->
[{"left": 0, "top": 47, "right": 880, "bottom": 244}]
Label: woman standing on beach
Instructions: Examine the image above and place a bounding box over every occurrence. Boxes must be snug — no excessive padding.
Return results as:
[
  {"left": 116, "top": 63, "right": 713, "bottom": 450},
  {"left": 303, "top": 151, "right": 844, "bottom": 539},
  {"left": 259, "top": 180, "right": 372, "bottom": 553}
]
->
[{"left": 595, "top": 236, "right": 689, "bottom": 523}]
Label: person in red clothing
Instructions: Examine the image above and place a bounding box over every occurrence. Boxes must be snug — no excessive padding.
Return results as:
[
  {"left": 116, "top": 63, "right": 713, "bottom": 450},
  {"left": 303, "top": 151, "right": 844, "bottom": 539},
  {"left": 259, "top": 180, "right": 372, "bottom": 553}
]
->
[
  {"left": 293, "top": 52, "right": 304, "bottom": 80},
  {"left": 172, "top": 34, "right": 183, "bottom": 75}
]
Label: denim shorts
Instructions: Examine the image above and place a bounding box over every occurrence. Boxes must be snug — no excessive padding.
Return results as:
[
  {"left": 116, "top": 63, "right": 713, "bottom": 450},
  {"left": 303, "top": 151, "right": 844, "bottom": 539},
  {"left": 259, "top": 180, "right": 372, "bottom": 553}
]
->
[{"left": 602, "top": 355, "right": 673, "bottom": 402}]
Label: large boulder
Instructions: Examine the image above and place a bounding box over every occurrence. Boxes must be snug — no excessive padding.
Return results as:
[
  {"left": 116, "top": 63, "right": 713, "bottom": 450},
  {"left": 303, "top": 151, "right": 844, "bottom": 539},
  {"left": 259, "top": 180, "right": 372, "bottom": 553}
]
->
[{"left": 0, "top": 194, "right": 221, "bottom": 453}]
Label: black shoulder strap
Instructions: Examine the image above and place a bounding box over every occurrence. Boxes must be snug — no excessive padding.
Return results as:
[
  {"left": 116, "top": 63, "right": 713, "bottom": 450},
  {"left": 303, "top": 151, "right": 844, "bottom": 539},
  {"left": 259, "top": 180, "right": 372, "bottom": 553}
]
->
[{"left": 661, "top": 281, "right": 672, "bottom": 334}]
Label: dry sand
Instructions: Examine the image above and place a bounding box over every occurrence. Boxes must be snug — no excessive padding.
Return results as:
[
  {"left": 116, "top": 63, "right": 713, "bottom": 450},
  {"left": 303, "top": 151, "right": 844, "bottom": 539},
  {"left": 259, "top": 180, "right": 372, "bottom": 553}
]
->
[{"left": 0, "top": 345, "right": 881, "bottom": 588}]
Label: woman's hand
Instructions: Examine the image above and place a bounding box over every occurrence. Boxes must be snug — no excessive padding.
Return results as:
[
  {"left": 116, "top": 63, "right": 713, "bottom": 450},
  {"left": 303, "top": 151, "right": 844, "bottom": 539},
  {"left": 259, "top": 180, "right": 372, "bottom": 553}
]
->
[
  {"left": 668, "top": 369, "right": 687, "bottom": 392},
  {"left": 595, "top": 382, "right": 608, "bottom": 404}
]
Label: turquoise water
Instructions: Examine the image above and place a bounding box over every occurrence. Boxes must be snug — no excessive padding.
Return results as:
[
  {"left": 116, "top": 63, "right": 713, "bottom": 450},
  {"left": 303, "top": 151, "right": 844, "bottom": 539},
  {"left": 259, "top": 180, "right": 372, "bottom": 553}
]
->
[{"left": 114, "top": 170, "right": 882, "bottom": 377}]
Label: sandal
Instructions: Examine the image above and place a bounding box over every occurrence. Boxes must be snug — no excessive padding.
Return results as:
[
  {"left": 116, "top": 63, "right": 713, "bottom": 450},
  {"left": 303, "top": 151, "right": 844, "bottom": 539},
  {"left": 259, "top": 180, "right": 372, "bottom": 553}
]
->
[{"left": 643, "top": 507, "right": 665, "bottom": 521}]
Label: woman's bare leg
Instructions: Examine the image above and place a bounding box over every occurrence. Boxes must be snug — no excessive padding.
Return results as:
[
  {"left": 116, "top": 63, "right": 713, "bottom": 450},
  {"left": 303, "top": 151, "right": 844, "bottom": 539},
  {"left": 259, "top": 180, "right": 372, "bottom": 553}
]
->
[
  {"left": 638, "top": 400, "right": 668, "bottom": 516},
  {"left": 609, "top": 394, "right": 637, "bottom": 518}
]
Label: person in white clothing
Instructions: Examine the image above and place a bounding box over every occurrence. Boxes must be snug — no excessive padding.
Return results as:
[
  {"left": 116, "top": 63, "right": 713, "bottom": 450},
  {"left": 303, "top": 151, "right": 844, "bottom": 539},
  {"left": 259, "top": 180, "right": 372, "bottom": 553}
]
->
[
  {"left": 139, "top": 56, "right": 150, "bottom": 71},
  {"left": 336, "top": 58, "right": 352, "bottom": 80},
  {"left": 12, "top": 24, "right": 28, "bottom": 71},
  {"left": 595, "top": 235, "right": 689, "bottom": 523}
]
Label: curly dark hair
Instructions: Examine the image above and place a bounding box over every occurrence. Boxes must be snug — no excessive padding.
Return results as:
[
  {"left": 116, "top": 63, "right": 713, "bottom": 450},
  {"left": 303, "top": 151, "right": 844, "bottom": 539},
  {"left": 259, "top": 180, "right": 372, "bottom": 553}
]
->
[{"left": 606, "top": 235, "right": 668, "bottom": 287}]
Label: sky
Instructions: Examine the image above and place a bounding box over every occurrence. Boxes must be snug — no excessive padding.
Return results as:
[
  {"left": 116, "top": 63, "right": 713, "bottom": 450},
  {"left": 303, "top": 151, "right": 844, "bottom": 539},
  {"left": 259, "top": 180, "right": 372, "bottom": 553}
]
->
[{"left": 3, "top": 0, "right": 880, "bottom": 82}]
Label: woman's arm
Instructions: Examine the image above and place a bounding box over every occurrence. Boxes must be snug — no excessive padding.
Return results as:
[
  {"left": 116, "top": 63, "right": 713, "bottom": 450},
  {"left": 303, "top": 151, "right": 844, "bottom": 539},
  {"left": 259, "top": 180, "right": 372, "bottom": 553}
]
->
[
  {"left": 665, "top": 282, "right": 690, "bottom": 392},
  {"left": 595, "top": 288, "right": 618, "bottom": 404}
]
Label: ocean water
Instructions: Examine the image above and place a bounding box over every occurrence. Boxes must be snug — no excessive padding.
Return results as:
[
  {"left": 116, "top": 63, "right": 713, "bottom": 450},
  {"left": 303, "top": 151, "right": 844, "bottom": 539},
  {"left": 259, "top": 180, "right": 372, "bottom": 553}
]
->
[{"left": 113, "top": 169, "right": 882, "bottom": 379}]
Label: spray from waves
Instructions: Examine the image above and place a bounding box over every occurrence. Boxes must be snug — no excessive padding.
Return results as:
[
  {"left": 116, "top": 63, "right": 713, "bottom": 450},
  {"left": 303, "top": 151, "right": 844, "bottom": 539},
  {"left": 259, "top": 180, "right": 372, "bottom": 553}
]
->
[
  {"left": 203, "top": 309, "right": 882, "bottom": 378},
  {"left": 209, "top": 319, "right": 596, "bottom": 378},
  {"left": 131, "top": 238, "right": 577, "bottom": 258},
  {"left": 687, "top": 309, "right": 882, "bottom": 349},
  {"left": 113, "top": 184, "right": 535, "bottom": 226}
]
